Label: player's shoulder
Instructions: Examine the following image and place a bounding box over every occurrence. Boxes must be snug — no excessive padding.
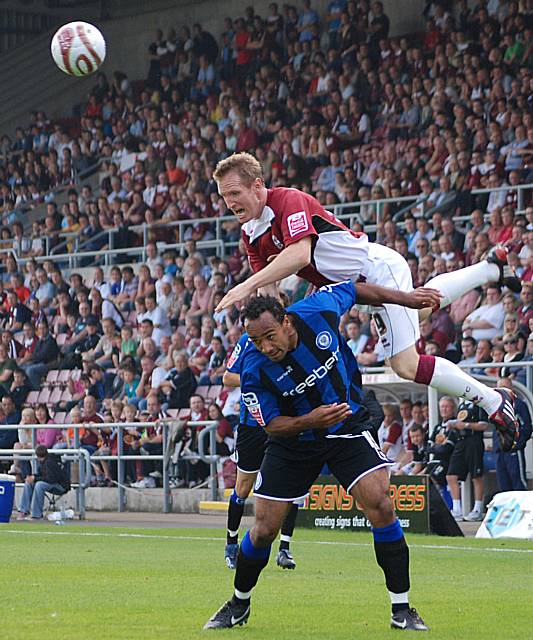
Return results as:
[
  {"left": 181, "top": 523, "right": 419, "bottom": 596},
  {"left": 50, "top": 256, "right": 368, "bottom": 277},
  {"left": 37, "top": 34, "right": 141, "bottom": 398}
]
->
[{"left": 268, "top": 186, "right": 313, "bottom": 207}]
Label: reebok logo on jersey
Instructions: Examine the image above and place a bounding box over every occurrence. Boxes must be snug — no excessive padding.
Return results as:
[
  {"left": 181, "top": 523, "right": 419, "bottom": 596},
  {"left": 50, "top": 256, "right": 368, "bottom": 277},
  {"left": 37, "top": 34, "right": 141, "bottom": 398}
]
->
[
  {"left": 282, "top": 346, "right": 340, "bottom": 397},
  {"left": 287, "top": 211, "right": 308, "bottom": 237}
]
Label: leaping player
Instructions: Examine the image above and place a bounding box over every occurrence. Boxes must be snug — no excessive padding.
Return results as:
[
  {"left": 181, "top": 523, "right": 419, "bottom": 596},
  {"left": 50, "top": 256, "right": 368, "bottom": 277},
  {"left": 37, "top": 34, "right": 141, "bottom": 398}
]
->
[{"left": 213, "top": 152, "right": 518, "bottom": 452}]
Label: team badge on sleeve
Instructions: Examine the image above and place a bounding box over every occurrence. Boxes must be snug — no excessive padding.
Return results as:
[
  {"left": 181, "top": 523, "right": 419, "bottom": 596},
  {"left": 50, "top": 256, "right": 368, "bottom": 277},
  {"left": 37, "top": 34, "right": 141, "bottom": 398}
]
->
[
  {"left": 316, "top": 331, "right": 333, "bottom": 350},
  {"left": 241, "top": 392, "right": 266, "bottom": 427},
  {"left": 287, "top": 211, "right": 309, "bottom": 237}
]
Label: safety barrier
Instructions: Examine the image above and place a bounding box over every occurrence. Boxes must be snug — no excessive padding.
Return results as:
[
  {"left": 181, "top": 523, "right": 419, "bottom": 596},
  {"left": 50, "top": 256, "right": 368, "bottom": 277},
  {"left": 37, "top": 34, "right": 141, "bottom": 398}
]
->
[{"left": 0, "top": 419, "right": 220, "bottom": 516}]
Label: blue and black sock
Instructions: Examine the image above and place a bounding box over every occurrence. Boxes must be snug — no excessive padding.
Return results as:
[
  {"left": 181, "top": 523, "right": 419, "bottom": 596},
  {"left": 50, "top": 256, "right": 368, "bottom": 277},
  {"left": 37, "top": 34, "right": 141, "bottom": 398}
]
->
[
  {"left": 232, "top": 529, "right": 271, "bottom": 605},
  {"left": 227, "top": 490, "right": 246, "bottom": 544},
  {"left": 372, "top": 519, "right": 410, "bottom": 614},
  {"left": 279, "top": 502, "right": 299, "bottom": 551}
]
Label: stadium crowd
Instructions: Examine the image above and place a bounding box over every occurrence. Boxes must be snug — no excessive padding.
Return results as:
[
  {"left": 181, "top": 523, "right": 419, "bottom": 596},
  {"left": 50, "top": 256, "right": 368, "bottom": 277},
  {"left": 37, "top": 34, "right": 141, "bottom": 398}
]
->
[{"left": 0, "top": 0, "right": 532, "bottom": 513}]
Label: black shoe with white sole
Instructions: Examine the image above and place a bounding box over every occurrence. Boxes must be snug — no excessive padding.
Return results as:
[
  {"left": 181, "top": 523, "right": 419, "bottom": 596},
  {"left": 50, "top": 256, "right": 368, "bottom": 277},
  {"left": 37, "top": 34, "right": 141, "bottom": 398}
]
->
[
  {"left": 391, "top": 607, "right": 428, "bottom": 631},
  {"left": 276, "top": 549, "right": 296, "bottom": 570},
  {"left": 203, "top": 599, "right": 250, "bottom": 630}
]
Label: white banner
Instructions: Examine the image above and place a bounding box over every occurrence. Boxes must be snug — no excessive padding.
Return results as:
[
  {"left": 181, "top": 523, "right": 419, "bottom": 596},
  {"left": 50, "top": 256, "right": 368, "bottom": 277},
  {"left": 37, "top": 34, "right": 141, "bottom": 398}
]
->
[{"left": 476, "top": 491, "right": 533, "bottom": 540}]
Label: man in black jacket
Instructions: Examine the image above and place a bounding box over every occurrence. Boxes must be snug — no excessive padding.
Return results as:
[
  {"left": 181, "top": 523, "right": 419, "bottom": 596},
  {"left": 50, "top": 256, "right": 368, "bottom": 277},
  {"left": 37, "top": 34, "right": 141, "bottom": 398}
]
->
[
  {"left": 21, "top": 321, "right": 59, "bottom": 390},
  {"left": 17, "top": 444, "right": 70, "bottom": 520}
]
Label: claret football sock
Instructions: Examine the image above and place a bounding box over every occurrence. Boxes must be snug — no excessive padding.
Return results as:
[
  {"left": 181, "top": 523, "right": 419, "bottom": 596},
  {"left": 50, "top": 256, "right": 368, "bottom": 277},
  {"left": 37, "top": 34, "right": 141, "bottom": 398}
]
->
[{"left": 415, "top": 354, "right": 502, "bottom": 415}]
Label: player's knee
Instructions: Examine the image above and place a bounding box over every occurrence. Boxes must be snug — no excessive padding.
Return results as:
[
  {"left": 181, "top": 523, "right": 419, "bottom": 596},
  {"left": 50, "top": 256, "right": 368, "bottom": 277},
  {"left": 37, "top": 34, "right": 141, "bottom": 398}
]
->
[
  {"left": 372, "top": 492, "right": 395, "bottom": 524},
  {"left": 389, "top": 350, "right": 419, "bottom": 380},
  {"left": 252, "top": 519, "right": 280, "bottom": 546},
  {"left": 235, "top": 474, "right": 254, "bottom": 497}
]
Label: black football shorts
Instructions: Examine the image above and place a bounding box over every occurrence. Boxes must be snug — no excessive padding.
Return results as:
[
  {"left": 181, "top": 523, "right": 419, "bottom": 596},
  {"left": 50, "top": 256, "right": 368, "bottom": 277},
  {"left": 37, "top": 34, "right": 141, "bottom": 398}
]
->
[
  {"left": 232, "top": 424, "right": 268, "bottom": 474},
  {"left": 253, "top": 430, "right": 393, "bottom": 501}
]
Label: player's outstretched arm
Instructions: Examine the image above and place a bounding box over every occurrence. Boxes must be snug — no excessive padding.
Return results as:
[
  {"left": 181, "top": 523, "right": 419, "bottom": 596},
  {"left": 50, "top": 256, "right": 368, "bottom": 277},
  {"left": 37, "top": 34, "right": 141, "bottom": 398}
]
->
[
  {"left": 356, "top": 283, "right": 442, "bottom": 309},
  {"left": 264, "top": 403, "right": 352, "bottom": 437},
  {"left": 215, "top": 237, "right": 312, "bottom": 312}
]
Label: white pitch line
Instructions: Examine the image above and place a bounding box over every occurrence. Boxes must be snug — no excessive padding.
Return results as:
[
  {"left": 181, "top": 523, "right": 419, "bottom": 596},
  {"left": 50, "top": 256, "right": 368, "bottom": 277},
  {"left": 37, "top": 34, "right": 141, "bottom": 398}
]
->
[{"left": 1, "top": 528, "right": 532, "bottom": 554}]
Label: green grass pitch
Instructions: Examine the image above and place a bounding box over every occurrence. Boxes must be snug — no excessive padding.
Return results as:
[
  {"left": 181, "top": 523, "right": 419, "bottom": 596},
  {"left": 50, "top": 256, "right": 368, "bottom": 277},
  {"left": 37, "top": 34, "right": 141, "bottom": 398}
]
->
[{"left": 1, "top": 525, "right": 531, "bottom": 640}]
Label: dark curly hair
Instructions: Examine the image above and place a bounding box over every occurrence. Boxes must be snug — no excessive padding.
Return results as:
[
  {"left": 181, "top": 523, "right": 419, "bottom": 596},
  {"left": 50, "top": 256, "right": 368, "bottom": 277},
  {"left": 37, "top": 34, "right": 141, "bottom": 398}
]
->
[{"left": 240, "top": 295, "right": 285, "bottom": 325}]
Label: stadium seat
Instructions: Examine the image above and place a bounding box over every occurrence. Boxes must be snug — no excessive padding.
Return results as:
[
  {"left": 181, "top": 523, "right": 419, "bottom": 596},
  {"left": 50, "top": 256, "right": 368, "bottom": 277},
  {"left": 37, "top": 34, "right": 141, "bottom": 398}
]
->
[
  {"left": 53, "top": 411, "right": 66, "bottom": 424},
  {"left": 46, "top": 370, "right": 60, "bottom": 385},
  {"left": 37, "top": 387, "right": 51, "bottom": 404},
  {"left": 48, "top": 387, "right": 63, "bottom": 405},
  {"left": 57, "top": 370, "right": 70, "bottom": 385},
  {"left": 56, "top": 334, "right": 67, "bottom": 347},
  {"left": 60, "top": 389, "right": 73, "bottom": 403},
  {"left": 178, "top": 409, "right": 190, "bottom": 419},
  {"left": 26, "top": 391, "right": 39, "bottom": 406},
  {"left": 196, "top": 385, "right": 209, "bottom": 399},
  {"left": 166, "top": 409, "right": 179, "bottom": 418},
  {"left": 207, "top": 385, "right": 222, "bottom": 400}
]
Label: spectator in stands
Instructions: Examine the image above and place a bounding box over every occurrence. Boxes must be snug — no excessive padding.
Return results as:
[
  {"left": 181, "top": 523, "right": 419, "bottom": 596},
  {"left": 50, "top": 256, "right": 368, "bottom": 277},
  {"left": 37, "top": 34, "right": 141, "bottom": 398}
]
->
[
  {"left": 17, "top": 444, "right": 69, "bottom": 521},
  {"left": 22, "top": 321, "right": 59, "bottom": 390},
  {"left": 446, "top": 401, "right": 488, "bottom": 522},
  {"left": 131, "top": 392, "right": 166, "bottom": 489},
  {"left": 494, "top": 378, "right": 532, "bottom": 492},
  {"left": 160, "top": 350, "right": 197, "bottom": 410},
  {"left": 458, "top": 337, "right": 477, "bottom": 366},
  {"left": 377, "top": 404, "right": 404, "bottom": 466},
  {"left": 462, "top": 286, "right": 505, "bottom": 341}
]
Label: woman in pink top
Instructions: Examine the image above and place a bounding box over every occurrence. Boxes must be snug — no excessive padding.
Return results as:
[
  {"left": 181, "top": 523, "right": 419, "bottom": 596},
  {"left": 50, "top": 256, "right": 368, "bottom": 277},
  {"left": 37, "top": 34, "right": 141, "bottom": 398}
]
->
[{"left": 35, "top": 403, "right": 62, "bottom": 448}]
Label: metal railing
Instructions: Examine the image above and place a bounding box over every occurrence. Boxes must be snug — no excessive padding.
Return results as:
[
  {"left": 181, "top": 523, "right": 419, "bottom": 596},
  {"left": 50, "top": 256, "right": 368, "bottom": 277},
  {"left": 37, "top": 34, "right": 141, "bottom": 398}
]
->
[
  {"left": 0, "top": 419, "right": 221, "bottom": 516},
  {"left": 0, "top": 446, "right": 91, "bottom": 518},
  {"left": 3, "top": 181, "right": 530, "bottom": 268}
]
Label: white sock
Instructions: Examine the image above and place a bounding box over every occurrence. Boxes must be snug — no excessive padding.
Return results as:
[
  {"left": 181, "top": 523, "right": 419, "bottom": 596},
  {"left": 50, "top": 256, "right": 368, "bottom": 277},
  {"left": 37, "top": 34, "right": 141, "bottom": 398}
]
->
[
  {"left": 280, "top": 534, "right": 291, "bottom": 543},
  {"left": 235, "top": 588, "right": 252, "bottom": 600},
  {"left": 425, "top": 260, "right": 500, "bottom": 307},
  {"left": 452, "top": 499, "right": 461, "bottom": 512},
  {"left": 389, "top": 591, "right": 409, "bottom": 605},
  {"left": 430, "top": 356, "right": 502, "bottom": 415},
  {"left": 473, "top": 500, "right": 483, "bottom": 512}
]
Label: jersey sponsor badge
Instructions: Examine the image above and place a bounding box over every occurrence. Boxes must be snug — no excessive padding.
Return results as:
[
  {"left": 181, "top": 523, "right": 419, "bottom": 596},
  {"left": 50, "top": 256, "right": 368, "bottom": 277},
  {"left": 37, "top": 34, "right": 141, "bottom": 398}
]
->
[
  {"left": 316, "top": 330, "right": 333, "bottom": 350},
  {"left": 287, "top": 211, "right": 309, "bottom": 237},
  {"left": 226, "top": 343, "right": 241, "bottom": 369},
  {"left": 241, "top": 391, "right": 266, "bottom": 426}
]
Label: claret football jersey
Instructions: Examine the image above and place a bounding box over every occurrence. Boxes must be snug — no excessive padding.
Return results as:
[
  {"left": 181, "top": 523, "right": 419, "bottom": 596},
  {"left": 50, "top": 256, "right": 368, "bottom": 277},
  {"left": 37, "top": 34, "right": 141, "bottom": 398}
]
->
[{"left": 241, "top": 187, "right": 369, "bottom": 287}]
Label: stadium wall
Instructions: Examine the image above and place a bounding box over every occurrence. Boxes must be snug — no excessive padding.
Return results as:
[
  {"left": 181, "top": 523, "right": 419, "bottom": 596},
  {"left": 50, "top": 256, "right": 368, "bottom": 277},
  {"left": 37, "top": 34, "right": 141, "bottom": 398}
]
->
[{"left": 0, "top": 0, "right": 425, "bottom": 137}]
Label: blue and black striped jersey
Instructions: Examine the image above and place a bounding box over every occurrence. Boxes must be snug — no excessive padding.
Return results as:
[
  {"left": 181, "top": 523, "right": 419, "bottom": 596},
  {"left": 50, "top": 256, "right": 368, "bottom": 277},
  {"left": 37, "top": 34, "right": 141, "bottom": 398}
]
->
[{"left": 240, "top": 281, "right": 368, "bottom": 443}]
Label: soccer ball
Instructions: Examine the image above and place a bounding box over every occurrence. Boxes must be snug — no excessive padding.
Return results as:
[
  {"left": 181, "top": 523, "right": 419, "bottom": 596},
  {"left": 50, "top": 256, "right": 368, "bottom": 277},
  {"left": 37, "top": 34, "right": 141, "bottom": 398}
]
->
[{"left": 51, "top": 21, "right": 106, "bottom": 77}]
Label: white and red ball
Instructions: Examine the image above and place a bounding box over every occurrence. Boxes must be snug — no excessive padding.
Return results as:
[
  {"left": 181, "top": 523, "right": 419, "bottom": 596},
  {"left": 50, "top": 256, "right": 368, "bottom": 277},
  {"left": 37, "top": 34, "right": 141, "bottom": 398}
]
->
[{"left": 51, "top": 21, "right": 106, "bottom": 77}]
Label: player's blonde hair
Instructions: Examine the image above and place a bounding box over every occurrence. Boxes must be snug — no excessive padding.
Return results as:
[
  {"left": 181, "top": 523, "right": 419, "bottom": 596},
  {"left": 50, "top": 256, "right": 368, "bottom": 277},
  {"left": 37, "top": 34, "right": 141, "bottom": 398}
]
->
[{"left": 213, "top": 152, "right": 264, "bottom": 186}]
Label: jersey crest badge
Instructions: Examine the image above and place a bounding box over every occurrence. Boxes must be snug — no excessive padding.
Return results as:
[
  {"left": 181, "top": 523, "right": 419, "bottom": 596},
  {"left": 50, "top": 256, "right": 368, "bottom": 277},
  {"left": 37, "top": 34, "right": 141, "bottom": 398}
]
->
[
  {"left": 316, "top": 331, "right": 333, "bottom": 350},
  {"left": 271, "top": 234, "right": 284, "bottom": 249},
  {"left": 287, "top": 211, "right": 309, "bottom": 237}
]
